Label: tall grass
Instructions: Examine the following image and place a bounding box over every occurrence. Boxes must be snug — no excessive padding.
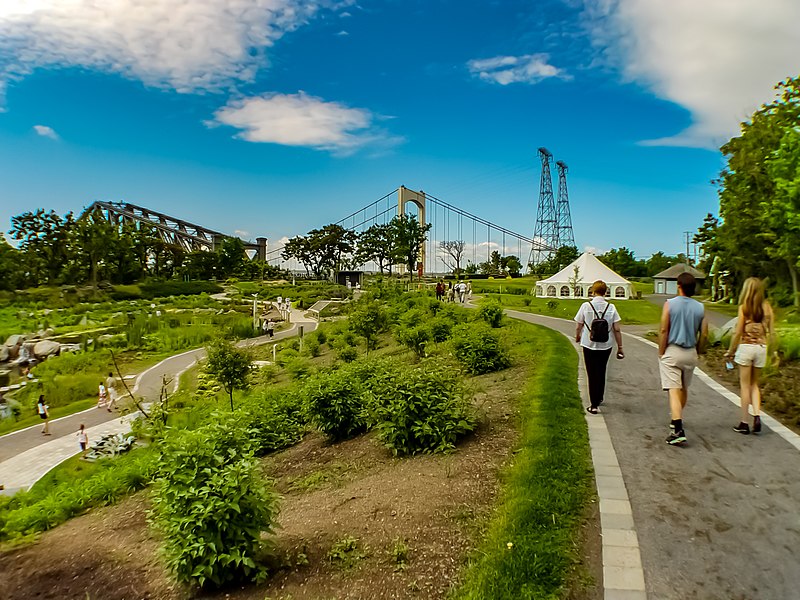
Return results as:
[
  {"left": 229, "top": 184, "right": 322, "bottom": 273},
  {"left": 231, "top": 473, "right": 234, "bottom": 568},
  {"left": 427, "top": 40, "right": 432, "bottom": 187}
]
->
[{"left": 454, "top": 321, "right": 594, "bottom": 599}]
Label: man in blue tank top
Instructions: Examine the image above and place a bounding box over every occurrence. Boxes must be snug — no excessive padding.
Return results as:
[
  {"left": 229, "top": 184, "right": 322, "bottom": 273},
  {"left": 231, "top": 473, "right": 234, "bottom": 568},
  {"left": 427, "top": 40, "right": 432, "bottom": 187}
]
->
[{"left": 658, "top": 273, "right": 708, "bottom": 445}]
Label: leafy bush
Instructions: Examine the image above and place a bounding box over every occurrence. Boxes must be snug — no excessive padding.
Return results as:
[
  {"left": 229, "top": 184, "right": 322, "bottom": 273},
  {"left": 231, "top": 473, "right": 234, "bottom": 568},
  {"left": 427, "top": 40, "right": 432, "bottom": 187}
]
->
[
  {"left": 275, "top": 348, "right": 300, "bottom": 367},
  {"left": 349, "top": 300, "right": 389, "bottom": 350},
  {"left": 225, "top": 390, "right": 307, "bottom": 454},
  {"left": 366, "top": 360, "right": 476, "bottom": 455},
  {"left": 314, "top": 329, "right": 328, "bottom": 345},
  {"left": 337, "top": 346, "right": 358, "bottom": 363},
  {"left": 396, "top": 324, "right": 430, "bottom": 358},
  {"left": 429, "top": 316, "right": 453, "bottom": 343},
  {"left": 476, "top": 298, "right": 504, "bottom": 328},
  {"left": 284, "top": 357, "right": 313, "bottom": 380},
  {"left": 450, "top": 323, "right": 511, "bottom": 375},
  {"left": 303, "top": 365, "right": 369, "bottom": 440},
  {"left": 151, "top": 421, "right": 279, "bottom": 588},
  {"left": 303, "top": 337, "right": 321, "bottom": 357}
]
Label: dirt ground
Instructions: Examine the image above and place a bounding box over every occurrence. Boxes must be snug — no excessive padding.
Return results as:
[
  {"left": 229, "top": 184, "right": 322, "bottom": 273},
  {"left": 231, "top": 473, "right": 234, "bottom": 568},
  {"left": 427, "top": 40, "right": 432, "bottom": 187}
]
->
[
  {"left": 700, "top": 346, "right": 800, "bottom": 434},
  {"left": 0, "top": 361, "right": 602, "bottom": 600}
]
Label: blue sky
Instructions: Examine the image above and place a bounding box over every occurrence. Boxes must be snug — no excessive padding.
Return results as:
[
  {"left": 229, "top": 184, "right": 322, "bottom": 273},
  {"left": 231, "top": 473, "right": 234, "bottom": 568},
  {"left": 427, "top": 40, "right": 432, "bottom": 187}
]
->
[{"left": 1, "top": 0, "right": 798, "bottom": 262}]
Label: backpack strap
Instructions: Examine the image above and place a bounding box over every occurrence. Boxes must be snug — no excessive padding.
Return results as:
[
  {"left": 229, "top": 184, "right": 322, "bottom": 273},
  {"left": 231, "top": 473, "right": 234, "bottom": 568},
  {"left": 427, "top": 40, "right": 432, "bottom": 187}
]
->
[{"left": 600, "top": 303, "right": 610, "bottom": 319}]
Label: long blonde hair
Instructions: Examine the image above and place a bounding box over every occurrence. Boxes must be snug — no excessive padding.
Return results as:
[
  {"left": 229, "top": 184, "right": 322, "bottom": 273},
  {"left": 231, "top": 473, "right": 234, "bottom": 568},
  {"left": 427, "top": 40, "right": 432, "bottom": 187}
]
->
[{"left": 739, "top": 277, "right": 765, "bottom": 322}]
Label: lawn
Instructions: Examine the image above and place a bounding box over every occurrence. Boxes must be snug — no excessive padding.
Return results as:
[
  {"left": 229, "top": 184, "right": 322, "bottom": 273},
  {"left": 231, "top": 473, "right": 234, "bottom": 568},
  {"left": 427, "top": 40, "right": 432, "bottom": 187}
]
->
[{"left": 478, "top": 293, "right": 664, "bottom": 325}]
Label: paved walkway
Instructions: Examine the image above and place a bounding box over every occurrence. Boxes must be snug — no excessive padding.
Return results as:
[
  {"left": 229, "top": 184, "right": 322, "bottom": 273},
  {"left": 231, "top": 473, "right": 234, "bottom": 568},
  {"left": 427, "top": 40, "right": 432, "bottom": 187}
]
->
[
  {"left": 0, "top": 308, "right": 317, "bottom": 494},
  {"left": 509, "top": 310, "right": 800, "bottom": 600}
]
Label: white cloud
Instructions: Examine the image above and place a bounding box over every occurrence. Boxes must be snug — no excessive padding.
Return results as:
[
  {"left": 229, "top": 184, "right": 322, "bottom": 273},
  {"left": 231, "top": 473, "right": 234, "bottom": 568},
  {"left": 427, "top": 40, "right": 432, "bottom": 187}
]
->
[
  {"left": 583, "top": 0, "right": 800, "bottom": 148},
  {"left": 0, "top": 0, "right": 339, "bottom": 104},
  {"left": 467, "top": 54, "right": 568, "bottom": 85},
  {"left": 234, "top": 229, "right": 250, "bottom": 237},
  {"left": 210, "top": 91, "right": 399, "bottom": 154},
  {"left": 336, "top": 30, "right": 349, "bottom": 36},
  {"left": 33, "top": 124, "right": 59, "bottom": 140}
]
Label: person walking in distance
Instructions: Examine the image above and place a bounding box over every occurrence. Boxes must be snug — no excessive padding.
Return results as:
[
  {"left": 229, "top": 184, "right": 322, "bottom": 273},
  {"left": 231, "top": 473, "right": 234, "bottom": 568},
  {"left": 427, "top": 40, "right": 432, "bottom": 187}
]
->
[
  {"left": 266, "top": 318, "right": 275, "bottom": 338},
  {"left": 97, "top": 381, "right": 108, "bottom": 410},
  {"left": 659, "top": 273, "right": 708, "bottom": 445},
  {"left": 77, "top": 424, "right": 89, "bottom": 454},
  {"left": 105, "top": 371, "right": 118, "bottom": 411},
  {"left": 574, "top": 280, "right": 624, "bottom": 414},
  {"left": 37, "top": 395, "right": 50, "bottom": 435},
  {"left": 725, "top": 277, "right": 775, "bottom": 435}
]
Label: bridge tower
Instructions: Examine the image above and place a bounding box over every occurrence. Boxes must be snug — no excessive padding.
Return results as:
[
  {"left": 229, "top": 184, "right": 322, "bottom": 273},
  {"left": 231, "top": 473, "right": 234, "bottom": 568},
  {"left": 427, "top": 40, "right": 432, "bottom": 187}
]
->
[
  {"left": 397, "top": 186, "right": 427, "bottom": 274},
  {"left": 555, "top": 160, "right": 576, "bottom": 250},
  {"left": 530, "top": 148, "right": 557, "bottom": 266}
]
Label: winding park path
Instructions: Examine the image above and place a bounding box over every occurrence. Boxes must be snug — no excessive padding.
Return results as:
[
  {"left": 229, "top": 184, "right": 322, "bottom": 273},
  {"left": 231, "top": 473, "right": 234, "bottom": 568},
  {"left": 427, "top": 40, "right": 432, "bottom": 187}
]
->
[
  {"left": 509, "top": 309, "right": 800, "bottom": 600},
  {"left": 0, "top": 308, "right": 317, "bottom": 495}
]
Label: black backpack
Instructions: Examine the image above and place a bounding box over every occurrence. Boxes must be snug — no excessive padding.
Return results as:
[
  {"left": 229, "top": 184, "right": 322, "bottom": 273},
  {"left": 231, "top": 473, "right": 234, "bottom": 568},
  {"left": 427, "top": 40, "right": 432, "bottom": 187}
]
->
[{"left": 586, "top": 303, "right": 610, "bottom": 343}]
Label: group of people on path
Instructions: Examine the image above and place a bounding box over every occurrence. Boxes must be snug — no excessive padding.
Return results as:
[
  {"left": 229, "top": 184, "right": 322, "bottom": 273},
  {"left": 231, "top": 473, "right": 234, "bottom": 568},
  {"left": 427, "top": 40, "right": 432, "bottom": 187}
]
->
[
  {"left": 435, "top": 280, "right": 471, "bottom": 303},
  {"left": 96, "top": 372, "right": 119, "bottom": 412},
  {"left": 575, "top": 273, "right": 774, "bottom": 445}
]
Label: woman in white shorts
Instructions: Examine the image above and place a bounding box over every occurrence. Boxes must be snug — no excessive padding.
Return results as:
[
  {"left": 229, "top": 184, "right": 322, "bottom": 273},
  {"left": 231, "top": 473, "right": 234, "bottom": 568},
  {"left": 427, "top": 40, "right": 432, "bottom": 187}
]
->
[{"left": 724, "top": 277, "right": 775, "bottom": 435}]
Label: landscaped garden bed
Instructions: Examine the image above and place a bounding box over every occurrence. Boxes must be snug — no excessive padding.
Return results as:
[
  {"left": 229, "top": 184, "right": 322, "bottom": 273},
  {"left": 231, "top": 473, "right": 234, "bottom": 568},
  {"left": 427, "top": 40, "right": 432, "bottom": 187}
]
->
[{"left": 0, "top": 290, "right": 599, "bottom": 600}]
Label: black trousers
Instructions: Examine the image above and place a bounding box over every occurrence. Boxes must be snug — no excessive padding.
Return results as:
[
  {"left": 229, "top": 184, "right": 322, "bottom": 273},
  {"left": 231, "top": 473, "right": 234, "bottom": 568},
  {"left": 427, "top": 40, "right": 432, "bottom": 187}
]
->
[{"left": 583, "top": 347, "right": 612, "bottom": 408}]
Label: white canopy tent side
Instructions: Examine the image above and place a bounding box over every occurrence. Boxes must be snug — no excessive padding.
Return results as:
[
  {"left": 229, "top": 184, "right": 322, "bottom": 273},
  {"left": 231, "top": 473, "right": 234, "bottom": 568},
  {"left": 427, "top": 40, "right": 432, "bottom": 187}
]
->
[{"left": 535, "top": 252, "right": 633, "bottom": 300}]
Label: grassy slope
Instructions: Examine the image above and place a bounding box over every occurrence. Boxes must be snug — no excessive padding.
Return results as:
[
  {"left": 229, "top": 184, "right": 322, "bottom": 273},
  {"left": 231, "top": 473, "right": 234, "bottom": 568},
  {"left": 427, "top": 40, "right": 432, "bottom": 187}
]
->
[{"left": 455, "top": 320, "right": 594, "bottom": 599}]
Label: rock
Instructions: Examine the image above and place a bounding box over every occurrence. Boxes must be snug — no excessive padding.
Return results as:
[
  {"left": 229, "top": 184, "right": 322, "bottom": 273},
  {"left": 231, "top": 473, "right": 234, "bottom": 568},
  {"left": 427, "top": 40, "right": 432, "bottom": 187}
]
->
[
  {"left": 4, "top": 334, "right": 26, "bottom": 348},
  {"left": 33, "top": 340, "right": 61, "bottom": 359},
  {"left": 0, "top": 346, "right": 8, "bottom": 362},
  {"left": 709, "top": 317, "right": 738, "bottom": 345}
]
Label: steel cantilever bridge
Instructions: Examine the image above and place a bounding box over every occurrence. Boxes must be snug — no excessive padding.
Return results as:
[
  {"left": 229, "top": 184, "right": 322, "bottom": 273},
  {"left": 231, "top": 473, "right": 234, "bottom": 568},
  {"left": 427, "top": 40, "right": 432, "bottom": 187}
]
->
[{"left": 88, "top": 155, "right": 576, "bottom": 274}]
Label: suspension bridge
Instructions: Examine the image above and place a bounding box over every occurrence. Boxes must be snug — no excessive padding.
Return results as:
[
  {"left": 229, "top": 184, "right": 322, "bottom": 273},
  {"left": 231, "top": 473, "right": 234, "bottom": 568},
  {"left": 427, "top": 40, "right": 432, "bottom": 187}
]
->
[{"left": 88, "top": 151, "right": 576, "bottom": 275}]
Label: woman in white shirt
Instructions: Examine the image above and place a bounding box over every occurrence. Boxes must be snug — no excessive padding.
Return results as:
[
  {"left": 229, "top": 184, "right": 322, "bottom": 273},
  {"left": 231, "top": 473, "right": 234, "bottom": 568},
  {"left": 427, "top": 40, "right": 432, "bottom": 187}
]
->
[{"left": 574, "top": 280, "right": 624, "bottom": 414}]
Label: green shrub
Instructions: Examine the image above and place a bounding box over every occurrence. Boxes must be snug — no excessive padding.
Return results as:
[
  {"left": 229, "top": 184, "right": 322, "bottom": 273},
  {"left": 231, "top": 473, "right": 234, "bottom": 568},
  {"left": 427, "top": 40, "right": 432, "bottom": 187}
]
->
[
  {"left": 396, "top": 324, "right": 430, "bottom": 358},
  {"left": 151, "top": 422, "right": 279, "bottom": 588},
  {"left": 284, "top": 357, "right": 312, "bottom": 381},
  {"left": 366, "top": 361, "right": 476, "bottom": 455},
  {"left": 476, "top": 298, "right": 504, "bottom": 328},
  {"left": 450, "top": 323, "right": 511, "bottom": 375},
  {"left": 303, "top": 366, "right": 368, "bottom": 440},
  {"left": 349, "top": 300, "right": 389, "bottom": 350},
  {"left": 275, "top": 348, "right": 300, "bottom": 367},
  {"left": 314, "top": 329, "right": 328, "bottom": 345},
  {"left": 303, "top": 337, "right": 321, "bottom": 357},
  {"left": 337, "top": 346, "right": 358, "bottom": 363},
  {"left": 429, "top": 316, "right": 453, "bottom": 343},
  {"left": 224, "top": 391, "right": 306, "bottom": 455}
]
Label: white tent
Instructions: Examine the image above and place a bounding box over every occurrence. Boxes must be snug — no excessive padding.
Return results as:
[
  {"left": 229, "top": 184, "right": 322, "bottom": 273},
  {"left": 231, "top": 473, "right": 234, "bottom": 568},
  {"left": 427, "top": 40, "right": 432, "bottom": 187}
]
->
[{"left": 535, "top": 252, "right": 633, "bottom": 300}]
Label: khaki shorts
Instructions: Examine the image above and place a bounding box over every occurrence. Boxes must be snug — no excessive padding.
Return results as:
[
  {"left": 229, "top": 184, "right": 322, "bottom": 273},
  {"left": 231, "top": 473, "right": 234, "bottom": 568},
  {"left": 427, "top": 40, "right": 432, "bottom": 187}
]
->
[
  {"left": 735, "top": 343, "right": 767, "bottom": 368},
  {"left": 659, "top": 345, "right": 698, "bottom": 390}
]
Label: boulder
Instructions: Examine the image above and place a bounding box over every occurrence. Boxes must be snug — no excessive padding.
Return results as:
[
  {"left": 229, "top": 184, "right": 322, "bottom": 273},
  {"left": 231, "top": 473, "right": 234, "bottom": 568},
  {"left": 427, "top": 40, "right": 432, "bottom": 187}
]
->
[
  {"left": 0, "top": 346, "right": 8, "bottom": 362},
  {"left": 33, "top": 340, "right": 61, "bottom": 359},
  {"left": 37, "top": 328, "right": 55, "bottom": 339},
  {"left": 708, "top": 317, "right": 738, "bottom": 345},
  {"left": 4, "top": 334, "right": 26, "bottom": 348}
]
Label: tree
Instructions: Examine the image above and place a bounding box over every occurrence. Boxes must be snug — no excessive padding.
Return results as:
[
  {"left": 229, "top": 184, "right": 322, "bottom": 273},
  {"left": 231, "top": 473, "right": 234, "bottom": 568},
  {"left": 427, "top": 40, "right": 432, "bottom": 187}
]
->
[
  {"left": 645, "top": 251, "right": 680, "bottom": 277},
  {"left": 501, "top": 254, "right": 523, "bottom": 276},
  {"left": 390, "top": 215, "right": 431, "bottom": 279},
  {"left": 9, "top": 209, "right": 73, "bottom": 286},
  {"left": 568, "top": 265, "right": 583, "bottom": 295},
  {"left": 710, "top": 76, "right": 800, "bottom": 302},
  {"left": 531, "top": 245, "right": 579, "bottom": 276},
  {"left": 282, "top": 224, "right": 356, "bottom": 279},
  {"left": 357, "top": 223, "right": 396, "bottom": 274},
  {"left": 598, "top": 247, "right": 646, "bottom": 277},
  {"left": 205, "top": 339, "right": 252, "bottom": 411},
  {"left": 68, "top": 206, "right": 119, "bottom": 287},
  {"left": 217, "top": 237, "right": 247, "bottom": 278},
  {"left": 764, "top": 125, "right": 800, "bottom": 306},
  {"left": 0, "top": 237, "right": 22, "bottom": 291},
  {"left": 439, "top": 240, "right": 466, "bottom": 274}
]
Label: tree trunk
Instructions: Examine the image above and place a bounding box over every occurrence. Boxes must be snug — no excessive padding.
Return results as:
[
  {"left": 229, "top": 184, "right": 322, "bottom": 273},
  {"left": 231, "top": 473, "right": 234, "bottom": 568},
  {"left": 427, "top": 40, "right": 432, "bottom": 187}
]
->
[
  {"left": 788, "top": 259, "right": 799, "bottom": 308},
  {"left": 229, "top": 389, "right": 234, "bottom": 411}
]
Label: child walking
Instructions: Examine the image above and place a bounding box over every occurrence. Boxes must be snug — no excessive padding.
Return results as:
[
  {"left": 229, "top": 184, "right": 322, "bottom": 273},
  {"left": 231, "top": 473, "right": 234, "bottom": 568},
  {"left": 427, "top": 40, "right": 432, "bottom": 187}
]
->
[
  {"left": 77, "top": 424, "right": 89, "bottom": 453},
  {"left": 97, "top": 381, "right": 108, "bottom": 410},
  {"left": 37, "top": 395, "right": 50, "bottom": 435}
]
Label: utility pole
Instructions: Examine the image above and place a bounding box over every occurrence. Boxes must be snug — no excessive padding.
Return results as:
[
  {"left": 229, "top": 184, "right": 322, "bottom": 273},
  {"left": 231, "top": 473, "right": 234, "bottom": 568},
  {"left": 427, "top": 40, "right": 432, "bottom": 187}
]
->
[{"left": 683, "top": 231, "right": 692, "bottom": 264}]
